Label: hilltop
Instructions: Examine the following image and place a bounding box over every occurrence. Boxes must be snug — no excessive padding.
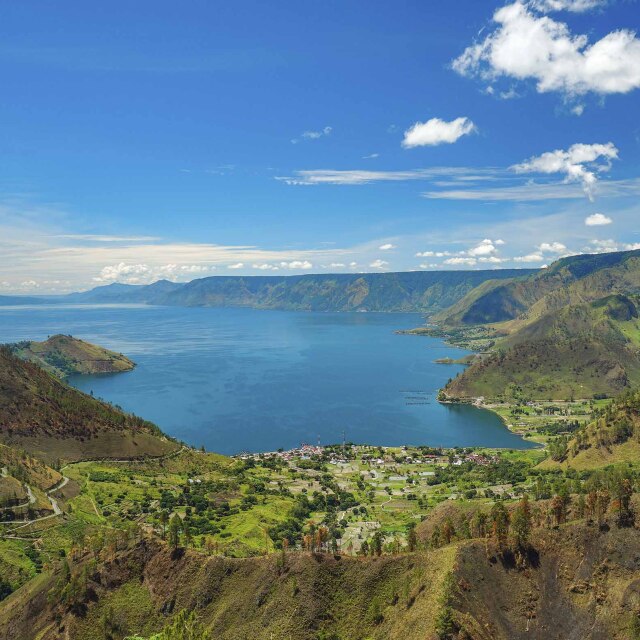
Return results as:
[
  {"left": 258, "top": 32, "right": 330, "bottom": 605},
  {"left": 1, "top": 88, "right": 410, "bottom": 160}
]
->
[
  {"left": 9, "top": 335, "right": 135, "bottom": 378},
  {"left": 0, "top": 347, "right": 176, "bottom": 463}
]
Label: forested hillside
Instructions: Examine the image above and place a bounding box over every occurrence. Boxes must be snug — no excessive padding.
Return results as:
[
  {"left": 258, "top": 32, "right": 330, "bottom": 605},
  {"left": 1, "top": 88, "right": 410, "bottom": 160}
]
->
[{"left": 0, "top": 347, "right": 176, "bottom": 463}]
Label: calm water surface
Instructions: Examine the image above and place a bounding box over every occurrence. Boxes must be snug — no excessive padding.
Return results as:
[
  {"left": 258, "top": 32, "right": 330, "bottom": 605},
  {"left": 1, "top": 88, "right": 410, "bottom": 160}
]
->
[{"left": 0, "top": 304, "right": 536, "bottom": 454}]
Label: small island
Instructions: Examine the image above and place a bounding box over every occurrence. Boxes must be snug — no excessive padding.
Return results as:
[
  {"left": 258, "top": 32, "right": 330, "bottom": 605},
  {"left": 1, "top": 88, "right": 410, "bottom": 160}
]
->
[{"left": 9, "top": 334, "right": 135, "bottom": 378}]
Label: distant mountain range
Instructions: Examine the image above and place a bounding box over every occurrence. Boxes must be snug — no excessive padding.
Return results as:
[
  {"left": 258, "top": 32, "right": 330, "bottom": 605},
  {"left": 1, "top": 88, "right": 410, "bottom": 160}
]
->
[{"left": 0, "top": 269, "right": 538, "bottom": 314}]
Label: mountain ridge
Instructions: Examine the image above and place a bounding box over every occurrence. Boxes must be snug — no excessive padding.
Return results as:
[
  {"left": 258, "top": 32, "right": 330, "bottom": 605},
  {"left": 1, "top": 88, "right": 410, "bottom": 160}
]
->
[{"left": 3, "top": 269, "right": 539, "bottom": 314}]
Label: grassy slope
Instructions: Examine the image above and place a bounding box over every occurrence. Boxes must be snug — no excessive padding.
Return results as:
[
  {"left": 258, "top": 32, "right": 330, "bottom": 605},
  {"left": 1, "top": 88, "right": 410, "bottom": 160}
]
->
[
  {"left": 541, "top": 387, "right": 640, "bottom": 471},
  {"left": 11, "top": 334, "right": 134, "bottom": 377},
  {"left": 0, "top": 540, "right": 458, "bottom": 640},
  {"left": 4, "top": 522, "right": 640, "bottom": 640},
  {"left": 0, "top": 348, "right": 177, "bottom": 463}
]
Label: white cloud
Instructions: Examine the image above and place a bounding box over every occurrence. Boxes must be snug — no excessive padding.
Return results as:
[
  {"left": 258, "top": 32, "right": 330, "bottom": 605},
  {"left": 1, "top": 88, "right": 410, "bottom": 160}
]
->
[
  {"left": 276, "top": 166, "right": 501, "bottom": 186},
  {"left": 362, "top": 153, "right": 380, "bottom": 159},
  {"left": 415, "top": 250, "right": 452, "bottom": 258},
  {"left": 94, "top": 263, "right": 152, "bottom": 284},
  {"left": 329, "top": 262, "right": 346, "bottom": 268},
  {"left": 227, "top": 263, "right": 244, "bottom": 269},
  {"left": 378, "top": 243, "right": 396, "bottom": 251},
  {"left": 512, "top": 142, "right": 618, "bottom": 200},
  {"left": 453, "top": 2, "right": 640, "bottom": 101},
  {"left": 423, "top": 176, "right": 640, "bottom": 202},
  {"left": 291, "top": 126, "right": 332, "bottom": 144},
  {"left": 514, "top": 252, "right": 545, "bottom": 262},
  {"left": 467, "top": 238, "right": 499, "bottom": 257},
  {"left": 530, "top": 0, "right": 607, "bottom": 12},
  {"left": 279, "top": 260, "right": 313, "bottom": 270},
  {"left": 538, "top": 241, "right": 567, "bottom": 252},
  {"left": 479, "top": 256, "right": 507, "bottom": 263},
  {"left": 585, "top": 212, "right": 613, "bottom": 226},
  {"left": 589, "top": 238, "right": 640, "bottom": 253},
  {"left": 419, "top": 263, "right": 439, "bottom": 269},
  {"left": 369, "top": 259, "right": 389, "bottom": 269},
  {"left": 402, "top": 117, "right": 476, "bottom": 148},
  {"left": 253, "top": 263, "right": 279, "bottom": 271},
  {"left": 444, "top": 257, "right": 477, "bottom": 266}
]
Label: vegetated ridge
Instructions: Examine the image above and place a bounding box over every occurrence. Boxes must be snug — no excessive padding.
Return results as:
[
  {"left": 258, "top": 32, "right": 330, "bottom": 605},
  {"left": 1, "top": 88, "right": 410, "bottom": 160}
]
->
[
  {"left": 9, "top": 334, "right": 135, "bottom": 377},
  {"left": 0, "top": 347, "right": 176, "bottom": 463},
  {"left": 434, "top": 250, "right": 640, "bottom": 401}
]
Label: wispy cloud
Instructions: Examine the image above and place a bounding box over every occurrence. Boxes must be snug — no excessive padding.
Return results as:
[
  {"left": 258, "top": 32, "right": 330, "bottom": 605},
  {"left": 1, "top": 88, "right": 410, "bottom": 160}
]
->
[
  {"left": 276, "top": 167, "right": 501, "bottom": 186},
  {"left": 291, "top": 126, "right": 332, "bottom": 144}
]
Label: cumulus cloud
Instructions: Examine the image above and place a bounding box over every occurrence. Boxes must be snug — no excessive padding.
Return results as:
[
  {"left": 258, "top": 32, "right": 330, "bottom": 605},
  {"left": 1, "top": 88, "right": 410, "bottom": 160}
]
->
[
  {"left": 280, "top": 260, "right": 313, "bottom": 270},
  {"left": 589, "top": 238, "right": 640, "bottom": 253},
  {"left": 467, "top": 238, "right": 500, "bottom": 257},
  {"left": 94, "top": 263, "right": 152, "bottom": 284},
  {"left": 453, "top": 2, "right": 640, "bottom": 101},
  {"left": 585, "top": 212, "right": 613, "bottom": 225},
  {"left": 402, "top": 117, "right": 476, "bottom": 148},
  {"left": 538, "top": 241, "right": 567, "bottom": 252},
  {"left": 227, "top": 263, "right": 244, "bottom": 269},
  {"left": 369, "top": 259, "right": 389, "bottom": 269},
  {"left": 94, "top": 262, "right": 216, "bottom": 284},
  {"left": 253, "top": 263, "right": 279, "bottom": 271},
  {"left": 511, "top": 142, "right": 618, "bottom": 200},
  {"left": 514, "top": 252, "right": 545, "bottom": 262},
  {"left": 378, "top": 243, "right": 396, "bottom": 250},
  {"left": 415, "top": 250, "right": 452, "bottom": 258},
  {"left": 444, "top": 257, "right": 477, "bottom": 266}
]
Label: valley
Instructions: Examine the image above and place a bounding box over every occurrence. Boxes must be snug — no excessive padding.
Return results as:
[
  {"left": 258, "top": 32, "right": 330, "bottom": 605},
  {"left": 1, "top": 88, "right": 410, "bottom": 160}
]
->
[{"left": 1, "top": 250, "right": 640, "bottom": 639}]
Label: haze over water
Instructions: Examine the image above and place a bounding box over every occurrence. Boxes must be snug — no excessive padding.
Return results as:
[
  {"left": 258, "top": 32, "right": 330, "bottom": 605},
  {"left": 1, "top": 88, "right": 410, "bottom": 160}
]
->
[{"left": 0, "top": 304, "right": 536, "bottom": 454}]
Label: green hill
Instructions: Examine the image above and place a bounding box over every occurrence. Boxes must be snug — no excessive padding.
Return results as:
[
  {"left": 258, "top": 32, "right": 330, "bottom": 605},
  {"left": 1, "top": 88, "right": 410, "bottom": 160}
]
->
[
  {"left": 436, "top": 249, "right": 640, "bottom": 327},
  {"left": 443, "top": 294, "right": 640, "bottom": 401},
  {"left": 9, "top": 334, "right": 135, "bottom": 378},
  {"left": 0, "top": 347, "right": 176, "bottom": 463}
]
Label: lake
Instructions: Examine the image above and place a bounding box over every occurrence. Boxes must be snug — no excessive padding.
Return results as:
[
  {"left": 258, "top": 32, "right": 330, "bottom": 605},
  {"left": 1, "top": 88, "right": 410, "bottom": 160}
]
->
[{"left": 0, "top": 304, "right": 536, "bottom": 454}]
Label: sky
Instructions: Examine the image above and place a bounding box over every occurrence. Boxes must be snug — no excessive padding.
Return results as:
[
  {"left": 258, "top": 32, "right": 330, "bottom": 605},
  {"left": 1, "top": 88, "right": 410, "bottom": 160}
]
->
[{"left": 1, "top": 0, "right": 640, "bottom": 294}]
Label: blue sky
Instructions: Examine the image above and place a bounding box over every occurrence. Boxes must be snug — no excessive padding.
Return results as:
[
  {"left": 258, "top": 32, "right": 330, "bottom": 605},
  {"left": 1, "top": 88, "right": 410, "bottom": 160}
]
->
[{"left": 1, "top": 0, "right": 639, "bottom": 292}]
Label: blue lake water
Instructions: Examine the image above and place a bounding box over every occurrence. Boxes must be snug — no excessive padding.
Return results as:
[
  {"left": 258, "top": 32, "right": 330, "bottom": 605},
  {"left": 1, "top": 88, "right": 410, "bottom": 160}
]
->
[{"left": 0, "top": 304, "right": 536, "bottom": 454}]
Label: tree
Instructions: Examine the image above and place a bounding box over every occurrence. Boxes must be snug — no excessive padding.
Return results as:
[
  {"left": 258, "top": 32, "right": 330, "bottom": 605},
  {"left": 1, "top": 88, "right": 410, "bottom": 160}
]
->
[
  {"left": 407, "top": 523, "right": 418, "bottom": 552},
  {"left": 613, "top": 477, "right": 634, "bottom": 528},
  {"left": 472, "top": 511, "right": 488, "bottom": 538},
  {"left": 490, "top": 501, "right": 510, "bottom": 550},
  {"left": 168, "top": 514, "right": 182, "bottom": 549},
  {"left": 159, "top": 510, "right": 169, "bottom": 540},
  {"left": 511, "top": 494, "right": 532, "bottom": 548},
  {"left": 442, "top": 518, "right": 456, "bottom": 545},
  {"left": 550, "top": 495, "right": 565, "bottom": 526},
  {"left": 371, "top": 531, "right": 384, "bottom": 557}
]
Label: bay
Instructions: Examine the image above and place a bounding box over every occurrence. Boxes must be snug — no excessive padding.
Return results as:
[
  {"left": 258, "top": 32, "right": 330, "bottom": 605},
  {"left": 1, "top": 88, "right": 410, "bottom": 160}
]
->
[{"left": 0, "top": 304, "right": 536, "bottom": 454}]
